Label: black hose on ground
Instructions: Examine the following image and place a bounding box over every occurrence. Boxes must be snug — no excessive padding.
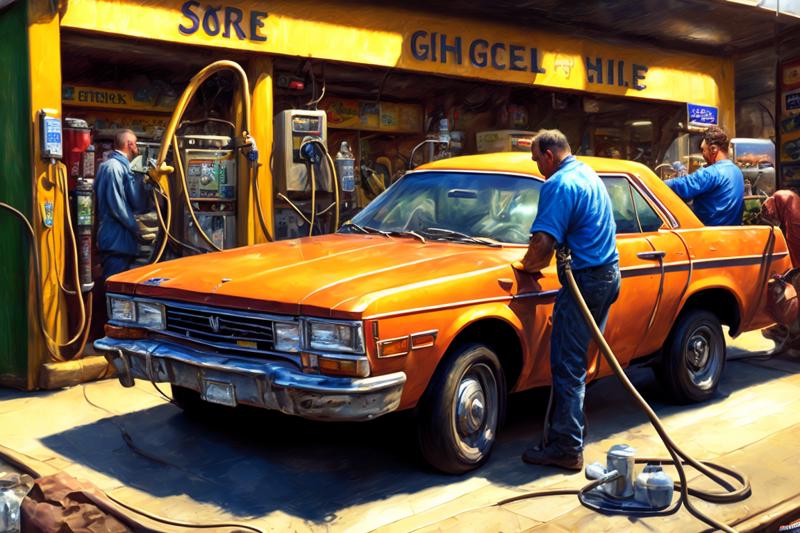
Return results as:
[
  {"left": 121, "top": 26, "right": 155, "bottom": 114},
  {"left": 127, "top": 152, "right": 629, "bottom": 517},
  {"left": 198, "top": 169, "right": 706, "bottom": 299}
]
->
[{"left": 498, "top": 250, "right": 750, "bottom": 532}]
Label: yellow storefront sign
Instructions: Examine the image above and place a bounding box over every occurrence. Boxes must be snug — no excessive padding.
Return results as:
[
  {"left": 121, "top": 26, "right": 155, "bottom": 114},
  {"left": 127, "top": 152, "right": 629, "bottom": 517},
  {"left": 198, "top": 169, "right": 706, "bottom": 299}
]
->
[
  {"left": 60, "top": 0, "right": 734, "bottom": 127},
  {"left": 62, "top": 84, "right": 176, "bottom": 112}
]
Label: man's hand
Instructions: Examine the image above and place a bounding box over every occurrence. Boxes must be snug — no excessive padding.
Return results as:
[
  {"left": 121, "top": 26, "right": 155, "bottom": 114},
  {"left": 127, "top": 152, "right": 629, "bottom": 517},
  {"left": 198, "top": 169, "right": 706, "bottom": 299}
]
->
[{"left": 514, "top": 232, "right": 556, "bottom": 274}]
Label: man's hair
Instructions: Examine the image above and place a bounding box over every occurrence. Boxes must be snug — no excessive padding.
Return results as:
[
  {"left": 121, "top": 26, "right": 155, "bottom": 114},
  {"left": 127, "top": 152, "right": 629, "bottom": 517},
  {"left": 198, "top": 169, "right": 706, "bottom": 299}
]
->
[
  {"left": 532, "top": 129, "right": 571, "bottom": 155},
  {"left": 114, "top": 129, "right": 135, "bottom": 150},
  {"left": 703, "top": 126, "right": 729, "bottom": 152}
]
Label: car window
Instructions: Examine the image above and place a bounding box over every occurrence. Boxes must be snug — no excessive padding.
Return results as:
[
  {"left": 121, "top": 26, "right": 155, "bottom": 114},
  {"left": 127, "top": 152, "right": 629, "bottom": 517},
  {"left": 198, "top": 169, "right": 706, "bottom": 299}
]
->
[
  {"left": 347, "top": 171, "right": 542, "bottom": 244},
  {"left": 631, "top": 186, "right": 665, "bottom": 232},
  {"left": 601, "top": 177, "right": 640, "bottom": 234}
]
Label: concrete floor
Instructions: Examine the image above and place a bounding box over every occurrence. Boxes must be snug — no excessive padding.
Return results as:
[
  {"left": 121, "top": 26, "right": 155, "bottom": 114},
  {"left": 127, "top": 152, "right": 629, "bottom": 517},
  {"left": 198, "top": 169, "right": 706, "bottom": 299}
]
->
[{"left": 1, "top": 331, "right": 799, "bottom": 532}]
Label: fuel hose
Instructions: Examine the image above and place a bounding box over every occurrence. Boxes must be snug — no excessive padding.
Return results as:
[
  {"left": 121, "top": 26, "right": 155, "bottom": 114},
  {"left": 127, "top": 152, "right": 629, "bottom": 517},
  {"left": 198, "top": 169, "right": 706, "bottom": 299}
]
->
[
  {"left": 0, "top": 162, "right": 92, "bottom": 362},
  {"left": 497, "top": 250, "right": 750, "bottom": 533}
]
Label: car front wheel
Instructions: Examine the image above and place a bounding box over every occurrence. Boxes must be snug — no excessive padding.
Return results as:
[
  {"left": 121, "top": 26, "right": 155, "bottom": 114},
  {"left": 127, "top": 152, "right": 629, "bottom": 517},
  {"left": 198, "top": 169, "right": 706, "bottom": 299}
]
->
[
  {"left": 657, "top": 309, "right": 726, "bottom": 403},
  {"left": 417, "top": 343, "right": 506, "bottom": 474}
]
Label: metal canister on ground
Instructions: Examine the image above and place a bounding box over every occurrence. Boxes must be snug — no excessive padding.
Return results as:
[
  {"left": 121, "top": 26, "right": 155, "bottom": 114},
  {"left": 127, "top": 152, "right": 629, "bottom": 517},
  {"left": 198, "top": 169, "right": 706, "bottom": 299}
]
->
[{"left": 605, "top": 444, "right": 636, "bottom": 498}]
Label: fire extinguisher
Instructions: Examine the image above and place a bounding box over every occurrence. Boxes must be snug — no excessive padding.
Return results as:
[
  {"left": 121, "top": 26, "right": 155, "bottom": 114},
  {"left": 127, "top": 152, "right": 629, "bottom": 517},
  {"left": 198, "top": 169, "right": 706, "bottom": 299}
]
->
[{"left": 74, "top": 177, "right": 95, "bottom": 291}]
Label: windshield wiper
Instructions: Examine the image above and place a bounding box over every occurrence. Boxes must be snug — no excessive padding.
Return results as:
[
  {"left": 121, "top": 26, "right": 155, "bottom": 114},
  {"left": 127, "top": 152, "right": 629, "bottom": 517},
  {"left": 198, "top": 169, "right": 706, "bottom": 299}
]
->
[
  {"left": 339, "top": 222, "right": 391, "bottom": 238},
  {"left": 386, "top": 230, "right": 426, "bottom": 243},
  {"left": 422, "top": 227, "right": 502, "bottom": 247}
]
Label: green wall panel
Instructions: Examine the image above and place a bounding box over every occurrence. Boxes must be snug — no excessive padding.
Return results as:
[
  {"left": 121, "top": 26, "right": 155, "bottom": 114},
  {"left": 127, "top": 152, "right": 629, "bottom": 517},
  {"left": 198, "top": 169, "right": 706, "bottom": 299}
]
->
[{"left": 0, "top": 1, "right": 32, "bottom": 385}]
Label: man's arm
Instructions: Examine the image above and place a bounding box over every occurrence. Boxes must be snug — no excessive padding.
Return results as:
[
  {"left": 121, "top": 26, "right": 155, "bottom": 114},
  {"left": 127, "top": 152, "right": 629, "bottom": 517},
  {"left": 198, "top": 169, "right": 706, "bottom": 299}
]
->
[
  {"left": 665, "top": 166, "right": 715, "bottom": 201},
  {"left": 513, "top": 231, "right": 555, "bottom": 273}
]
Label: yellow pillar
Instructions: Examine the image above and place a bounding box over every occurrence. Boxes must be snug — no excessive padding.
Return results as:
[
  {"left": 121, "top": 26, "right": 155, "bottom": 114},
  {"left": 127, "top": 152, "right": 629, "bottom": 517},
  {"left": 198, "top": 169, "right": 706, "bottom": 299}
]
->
[
  {"left": 27, "top": 0, "right": 65, "bottom": 387},
  {"left": 247, "top": 57, "right": 274, "bottom": 244}
]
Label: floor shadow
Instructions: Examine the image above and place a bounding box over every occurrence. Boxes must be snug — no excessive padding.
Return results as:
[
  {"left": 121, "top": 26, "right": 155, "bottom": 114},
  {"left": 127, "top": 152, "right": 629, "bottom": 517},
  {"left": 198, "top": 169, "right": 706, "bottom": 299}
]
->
[{"left": 37, "top": 353, "right": 799, "bottom": 524}]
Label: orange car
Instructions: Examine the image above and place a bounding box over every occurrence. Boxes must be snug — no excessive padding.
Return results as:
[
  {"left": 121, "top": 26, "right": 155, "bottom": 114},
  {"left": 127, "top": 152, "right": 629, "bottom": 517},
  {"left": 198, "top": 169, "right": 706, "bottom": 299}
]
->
[{"left": 95, "top": 153, "right": 790, "bottom": 473}]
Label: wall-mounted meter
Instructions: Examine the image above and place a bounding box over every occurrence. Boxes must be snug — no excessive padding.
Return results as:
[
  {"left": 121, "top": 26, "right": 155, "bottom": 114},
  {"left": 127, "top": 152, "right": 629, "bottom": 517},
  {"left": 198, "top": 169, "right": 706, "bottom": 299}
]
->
[
  {"left": 179, "top": 135, "right": 237, "bottom": 250},
  {"left": 39, "top": 110, "right": 63, "bottom": 160},
  {"left": 274, "top": 109, "right": 329, "bottom": 193}
]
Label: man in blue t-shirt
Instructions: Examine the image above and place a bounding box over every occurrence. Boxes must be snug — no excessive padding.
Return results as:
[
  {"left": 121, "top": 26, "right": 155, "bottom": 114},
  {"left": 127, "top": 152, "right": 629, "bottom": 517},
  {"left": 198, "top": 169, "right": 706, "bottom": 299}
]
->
[
  {"left": 665, "top": 126, "right": 744, "bottom": 226},
  {"left": 513, "top": 129, "right": 620, "bottom": 471}
]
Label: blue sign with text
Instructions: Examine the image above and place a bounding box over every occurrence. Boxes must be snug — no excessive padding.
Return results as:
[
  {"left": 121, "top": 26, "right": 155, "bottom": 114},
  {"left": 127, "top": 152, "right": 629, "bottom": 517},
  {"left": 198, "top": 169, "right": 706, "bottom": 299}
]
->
[{"left": 687, "top": 103, "right": 718, "bottom": 127}]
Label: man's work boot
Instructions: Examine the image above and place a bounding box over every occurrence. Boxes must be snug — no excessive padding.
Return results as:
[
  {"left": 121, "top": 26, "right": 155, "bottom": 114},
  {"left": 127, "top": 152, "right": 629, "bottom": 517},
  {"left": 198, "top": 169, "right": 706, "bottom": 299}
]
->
[{"left": 521, "top": 444, "right": 583, "bottom": 471}]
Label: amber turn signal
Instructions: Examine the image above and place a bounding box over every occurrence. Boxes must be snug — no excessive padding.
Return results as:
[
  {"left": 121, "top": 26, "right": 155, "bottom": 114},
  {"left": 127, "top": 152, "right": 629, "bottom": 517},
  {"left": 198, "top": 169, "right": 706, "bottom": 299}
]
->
[
  {"left": 104, "top": 324, "right": 147, "bottom": 340},
  {"left": 377, "top": 337, "right": 410, "bottom": 358}
]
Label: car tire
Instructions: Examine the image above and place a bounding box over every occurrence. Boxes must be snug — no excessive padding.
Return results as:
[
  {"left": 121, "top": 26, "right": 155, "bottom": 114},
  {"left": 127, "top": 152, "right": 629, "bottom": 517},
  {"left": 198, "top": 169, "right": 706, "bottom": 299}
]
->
[
  {"left": 417, "top": 343, "right": 506, "bottom": 474},
  {"left": 657, "top": 309, "right": 726, "bottom": 404},
  {"left": 171, "top": 384, "right": 204, "bottom": 414}
]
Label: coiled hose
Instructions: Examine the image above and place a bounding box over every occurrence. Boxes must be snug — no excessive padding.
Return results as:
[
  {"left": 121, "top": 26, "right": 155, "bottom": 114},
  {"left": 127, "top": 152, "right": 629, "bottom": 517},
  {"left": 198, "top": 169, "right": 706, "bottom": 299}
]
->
[
  {"left": 498, "top": 250, "right": 750, "bottom": 532},
  {"left": 0, "top": 162, "right": 92, "bottom": 361}
]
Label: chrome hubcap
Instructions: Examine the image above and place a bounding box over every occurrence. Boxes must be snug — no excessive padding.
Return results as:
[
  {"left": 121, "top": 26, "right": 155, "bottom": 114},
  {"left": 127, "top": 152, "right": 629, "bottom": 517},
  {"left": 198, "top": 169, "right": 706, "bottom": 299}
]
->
[
  {"left": 457, "top": 377, "right": 486, "bottom": 434},
  {"left": 683, "top": 325, "right": 721, "bottom": 390},
  {"left": 453, "top": 362, "right": 498, "bottom": 461},
  {"left": 688, "top": 335, "right": 709, "bottom": 369}
]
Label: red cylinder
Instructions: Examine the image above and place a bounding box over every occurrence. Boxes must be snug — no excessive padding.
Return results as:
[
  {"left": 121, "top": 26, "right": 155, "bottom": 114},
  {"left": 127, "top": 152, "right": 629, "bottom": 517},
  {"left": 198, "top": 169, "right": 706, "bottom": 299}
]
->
[{"left": 63, "top": 118, "right": 92, "bottom": 188}]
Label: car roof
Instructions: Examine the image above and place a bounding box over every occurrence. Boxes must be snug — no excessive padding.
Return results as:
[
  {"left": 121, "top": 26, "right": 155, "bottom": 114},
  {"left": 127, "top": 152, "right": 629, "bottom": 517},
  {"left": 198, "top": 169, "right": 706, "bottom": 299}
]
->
[
  {"left": 416, "top": 152, "right": 703, "bottom": 229},
  {"left": 417, "top": 152, "right": 655, "bottom": 178}
]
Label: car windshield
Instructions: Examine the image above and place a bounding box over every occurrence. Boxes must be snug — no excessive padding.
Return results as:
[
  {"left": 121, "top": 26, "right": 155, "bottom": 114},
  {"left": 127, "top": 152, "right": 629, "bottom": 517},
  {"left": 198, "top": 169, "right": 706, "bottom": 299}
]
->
[{"left": 345, "top": 171, "right": 542, "bottom": 244}]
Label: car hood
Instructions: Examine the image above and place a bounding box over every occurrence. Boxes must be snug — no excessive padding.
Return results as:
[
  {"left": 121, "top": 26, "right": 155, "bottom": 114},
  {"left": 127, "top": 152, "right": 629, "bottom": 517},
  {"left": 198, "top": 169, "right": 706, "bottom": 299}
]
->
[{"left": 109, "top": 234, "right": 547, "bottom": 318}]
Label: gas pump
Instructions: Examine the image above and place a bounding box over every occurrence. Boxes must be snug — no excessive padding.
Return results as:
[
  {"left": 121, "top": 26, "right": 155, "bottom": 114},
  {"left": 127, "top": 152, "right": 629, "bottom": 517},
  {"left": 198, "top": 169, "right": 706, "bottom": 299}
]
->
[
  {"left": 63, "top": 118, "right": 95, "bottom": 292},
  {"left": 178, "top": 135, "right": 237, "bottom": 250},
  {"left": 273, "top": 109, "right": 340, "bottom": 239}
]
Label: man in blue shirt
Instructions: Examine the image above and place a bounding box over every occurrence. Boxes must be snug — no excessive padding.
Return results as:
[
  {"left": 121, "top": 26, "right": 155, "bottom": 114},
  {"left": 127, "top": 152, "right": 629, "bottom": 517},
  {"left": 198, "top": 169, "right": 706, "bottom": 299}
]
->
[
  {"left": 95, "top": 129, "right": 151, "bottom": 280},
  {"left": 665, "top": 126, "right": 744, "bottom": 226},
  {"left": 513, "top": 129, "right": 620, "bottom": 471}
]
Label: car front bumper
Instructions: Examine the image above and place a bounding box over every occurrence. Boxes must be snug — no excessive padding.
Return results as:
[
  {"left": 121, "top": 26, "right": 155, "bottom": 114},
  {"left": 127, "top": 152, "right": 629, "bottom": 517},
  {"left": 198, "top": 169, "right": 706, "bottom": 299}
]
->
[{"left": 94, "top": 337, "right": 406, "bottom": 421}]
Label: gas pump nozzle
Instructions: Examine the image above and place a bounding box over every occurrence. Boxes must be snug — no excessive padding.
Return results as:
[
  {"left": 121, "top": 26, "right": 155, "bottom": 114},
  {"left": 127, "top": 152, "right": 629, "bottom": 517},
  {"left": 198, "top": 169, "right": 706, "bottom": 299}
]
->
[{"left": 146, "top": 161, "right": 174, "bottom": 184}]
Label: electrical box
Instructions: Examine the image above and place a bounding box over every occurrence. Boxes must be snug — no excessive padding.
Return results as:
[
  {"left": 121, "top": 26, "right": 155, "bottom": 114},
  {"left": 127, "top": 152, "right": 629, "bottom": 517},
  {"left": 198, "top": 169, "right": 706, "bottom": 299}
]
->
[
  {"left": 273, "top": 110, "right": 329, "bottom": 193},
  {"left": 39, "top": 111, "right": 63, "bottom": 160},
  {"left": 476, "top": 130, "right": 535, "bottom": 154},
  {"left": 179, "top": 135, "right": 237, "bottom": 250}
]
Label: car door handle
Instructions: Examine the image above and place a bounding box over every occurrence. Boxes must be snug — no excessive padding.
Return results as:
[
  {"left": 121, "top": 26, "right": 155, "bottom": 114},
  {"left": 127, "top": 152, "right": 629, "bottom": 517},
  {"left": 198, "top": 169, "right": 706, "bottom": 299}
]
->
[{"left": 637, "top": 251, "right": 666, "bottom": 260}]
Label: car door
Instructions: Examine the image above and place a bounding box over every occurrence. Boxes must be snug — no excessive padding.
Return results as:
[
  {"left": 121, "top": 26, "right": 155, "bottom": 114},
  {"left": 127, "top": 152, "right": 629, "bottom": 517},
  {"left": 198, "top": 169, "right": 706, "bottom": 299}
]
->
[
  {"left": 591, "top": 175, "right": 667, "bottom": 378},
  {"left": 625, "top": 176, "right": 691, "bottom": 358}
]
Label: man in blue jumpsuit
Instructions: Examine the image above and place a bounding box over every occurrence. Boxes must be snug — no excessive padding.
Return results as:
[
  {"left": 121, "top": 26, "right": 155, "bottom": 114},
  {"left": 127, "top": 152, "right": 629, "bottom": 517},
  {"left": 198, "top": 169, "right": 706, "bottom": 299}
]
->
[
  {"left": 665, "top": 126, "right": 744, "bottom": 226},
  {"left": 95, "top": 129, "right": 150, "bottom": 280},
  {"left": 513, "top": 129, "right": 620, "bottom": 471}
]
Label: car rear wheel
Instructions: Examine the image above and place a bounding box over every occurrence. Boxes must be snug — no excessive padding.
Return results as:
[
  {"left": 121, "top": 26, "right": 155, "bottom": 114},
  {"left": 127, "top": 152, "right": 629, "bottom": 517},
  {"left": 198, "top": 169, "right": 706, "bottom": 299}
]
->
[
  {"left": 417, "top": 343, "right": 506, "bottom": 474},
  {"left": 656, "top": 309, "right": 725, "bottom": 403}
]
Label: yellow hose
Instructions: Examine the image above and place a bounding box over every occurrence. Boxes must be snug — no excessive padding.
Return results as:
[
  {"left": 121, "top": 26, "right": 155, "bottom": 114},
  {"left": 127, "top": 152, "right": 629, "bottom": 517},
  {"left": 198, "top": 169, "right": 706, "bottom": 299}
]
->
[
  {"left": 1, "top": 162, "right": 92, "bottom": 362},
  {"left": 148, "top": 60, "right": 272, "bottom": 250},
  {"left": 171, "top": 136, "right": 221, "bottom": 252}
]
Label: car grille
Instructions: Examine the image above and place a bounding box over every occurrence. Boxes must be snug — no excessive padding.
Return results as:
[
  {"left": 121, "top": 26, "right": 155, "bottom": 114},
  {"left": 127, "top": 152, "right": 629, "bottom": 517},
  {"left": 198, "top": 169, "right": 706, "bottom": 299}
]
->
[{"left": 164, "top": 304, "right": 275, "bottom": 352}]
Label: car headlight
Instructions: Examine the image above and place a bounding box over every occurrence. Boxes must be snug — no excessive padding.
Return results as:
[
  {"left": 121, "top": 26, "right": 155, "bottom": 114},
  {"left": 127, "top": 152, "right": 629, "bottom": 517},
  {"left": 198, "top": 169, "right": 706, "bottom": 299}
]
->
[
  {"left": 305, "top": 319, "right": 364, "bottom": 353},
  {"left": 108, "top": 296, "right": 135, "bottom": 322},
  {"left": 136, "top": 301, "right": 165, "bottom": 329},
  {"left": 274, "top": 321, "right": 301, "bottom": 352}
]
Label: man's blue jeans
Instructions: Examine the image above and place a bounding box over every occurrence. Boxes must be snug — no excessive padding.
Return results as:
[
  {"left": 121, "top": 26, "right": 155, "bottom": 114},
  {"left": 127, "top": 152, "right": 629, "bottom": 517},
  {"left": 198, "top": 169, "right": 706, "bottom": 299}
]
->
[{"left": 548, "top": 261, "right": 620, "bottom": 455}]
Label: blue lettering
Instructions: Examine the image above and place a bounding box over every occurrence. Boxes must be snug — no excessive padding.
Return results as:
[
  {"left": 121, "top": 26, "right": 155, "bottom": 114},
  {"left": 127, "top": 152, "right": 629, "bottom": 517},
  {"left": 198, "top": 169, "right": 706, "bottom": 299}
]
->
[
  {"left": 530, "top": 48, "right": 546, "bottom": 73},
  {"left": 618, "top": 60, "right": 625, "bottom": 86},
  {"left": 440, "top": 34, "right": 462, "bottom": 65},
  {"left": 509, "top": 44, "right": 525, "bottom": 71},
  {"left": 633, "top": 64, "right": 647, "bottom": 90},
  {"left": 223, "top": 7, "right": 246, "bottom": 40},
  {"left": 586, "top": 56, "right": 602, "bottom": 84},
  {"left": 411, "top": 31, "right": 429, "bottom": 61},
  {"left": 431, "top": 32, "right": 437, "bottom": 62},
  {"left": 607, "top": 59, "right": 614, "bottom": 85},
  {"left": 469, "top": 39, "right": 488, "bottom": 67},
  {"left": 250, "top": 10, "right": 267, "bottom": 42},
  {"left": 178, "top": 0, "right": 200, "bottom": 35},
  {"left": 491, "top": 43, "right": 506, "bottom": 70},
  {"left": 202, "top": 6, "right": 221, "bottom": 36}
]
